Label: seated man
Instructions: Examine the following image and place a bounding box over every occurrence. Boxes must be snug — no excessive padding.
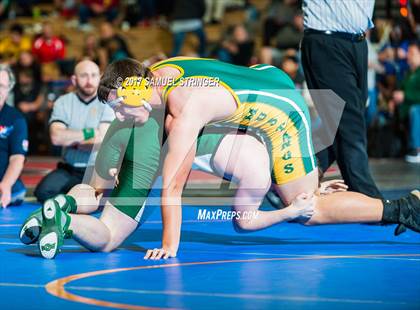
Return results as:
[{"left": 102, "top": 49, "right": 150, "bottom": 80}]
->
[
  {"left": 79, "top": 0, "right": 120, "bottom": 31},
  {"left": 20, "top": 58, "right": 420, "bottom": 259},
  {"left": 0, "top": 23, "right": 32, "bottom": 64},
  {"left": 392, "top": 41, "right": 420, "bottom": 163},
  {"left": 31, "top": 22, "right": 65, "bottom": 64},
  {"left": 13, "top": 68, "right": 46, "bottom": 154},
  {"left": 34, "top": 60, "right": 114, "bottom": 203},
  {"left": 0, "top": 64, "right": 28, "bottom": 207}
]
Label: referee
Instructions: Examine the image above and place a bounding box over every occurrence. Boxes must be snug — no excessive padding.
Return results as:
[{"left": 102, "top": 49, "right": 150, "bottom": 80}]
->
[
  {"left": 34, "top": 60, "right": 115, "bottom": 203},
  {"left": 301, "top": 0, "right": 382, "bottom": 198}
]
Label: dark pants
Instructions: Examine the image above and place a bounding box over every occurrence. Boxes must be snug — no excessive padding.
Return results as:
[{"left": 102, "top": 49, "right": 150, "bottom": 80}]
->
[
  {"left": 263, "top": 18, "right": 282, "bottom": 46},
  {"left": 138, "top": 0, "right": 156, "bottom": 20},
  {"left": 301, "top": 32, "right": 382, "bottom": 199},
  {"left": 34, "top": 163, "right": 86, "bottom": 203}
]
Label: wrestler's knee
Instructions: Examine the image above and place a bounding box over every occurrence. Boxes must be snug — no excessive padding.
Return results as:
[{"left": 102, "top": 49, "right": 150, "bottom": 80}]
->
[
  {"left": 99, "top": 242, "right": 116, "bottom": 253},
  {"left": 86, "top": 236, "right": 112, "bottom": 253},
  {"left": 68, "top": 184, "right": 100, "bottom": 213},
  {"left": 94, "top": 231, "right": 117, "bottom": 253},
  {"left": 100, "top": 234, "right": 126, "bottom": 252}
]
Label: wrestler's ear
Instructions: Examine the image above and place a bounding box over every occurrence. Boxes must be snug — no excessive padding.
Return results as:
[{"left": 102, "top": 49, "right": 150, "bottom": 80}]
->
[
  {"left": 71, "top": 74, "right": 76, "bottom": 87},
  {"left": 108, "top": 88, "right": 118, "bottom": 99}
]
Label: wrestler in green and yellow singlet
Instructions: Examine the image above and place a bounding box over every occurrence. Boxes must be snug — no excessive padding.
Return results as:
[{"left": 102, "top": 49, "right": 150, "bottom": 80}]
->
[{"left": 151, "top": 57, "right": 317, "bottom": 185}]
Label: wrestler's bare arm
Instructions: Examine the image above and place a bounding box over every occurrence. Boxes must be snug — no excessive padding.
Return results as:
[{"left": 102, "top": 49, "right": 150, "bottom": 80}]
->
[
  {"left": 145, "top": 90, "right": 210, "bottom": 260},
  {"left": 145, "top": 81, "right": 242, "bottom": 260}
]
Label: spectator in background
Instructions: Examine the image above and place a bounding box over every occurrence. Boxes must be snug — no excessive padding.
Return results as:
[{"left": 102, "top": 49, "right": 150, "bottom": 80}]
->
[
  {"left": 115, "top": 0, "right": 140, "bottom": 27},
  {"left": 377, "top": 44, "right": 398, "bottom": 115},
  {"left": 107, "top": 37, "right": 130, "bottom": 63},
  {"left": 280, "top": 55, "right": 304, "bottom": 89},
  {"left": 217, "top": 24, "right": 254, "bottom": 66},
  {"left": 155, "top": 0, "right": 173, "bottom": 21},
  {"left": 389, "top": 21, "right": 414, "bottom": 82},
  {"left": 80, "top": 34, "right": 100, "bottom": 65},
  {"left": 79, "top": 0, "right": 120, "bottom": 32},
  {"left": 408, "top": 0, "right": 420, "bottom": 38},
  {"left": 0, "top": 64, "right": 28, "bottom": 207},
  {"left": 14, "top": 69, "right": 44, "bottom": 114},
  {"left": 260, "top": 7, "right": 303, "bottom": 66},
  {"left": 365, "top": 30, "right": 382, "bottom": 126},
  {"left": 34, "top": 60, "right": 114, "bottom": 203},
  {"left": 243, "top": 0, "right": 259, "bottom": 25},
  {"left": 0, "top": 1, "right": 11, "bottom": 26},
  {"left": 0, "top": 24, "right": 32, "bottom": 64},
  {"left": 98, "top": 22, "right": 131, "bottom": 71},
  {"left": 204, "top": 0, "right": 227, "bottom": 24},
  {"left": 32, "top": 22, "right": 66, "bottom": 64},
  {"left": 392, "top": 41, "right": 420, "bottom": 163},
  {"left": 13, "top": 51, "right": 42, "bottom": 84},
  {"left": 11, "top": 51, "right": 42, "bottom": 110},
  {"left": 115, "top": 0, "right": 156, "bottom": 28},
  {"left": 54, "top": 0, "right": 79, "bottom": 28},
  {"left": 14, "top": 0, "right": 38, "bottom": 17},
  {"left": 170, "top": 0, "right": 207, "bottom": 57},
  {"left": 138, "top": 0, "right": 157, "bottom": 26},
  {"left": 273, "top": 9, "right": 303, "bottom": 50},
  {"left": 13, "top": 68, "right": 46, "bottom": 154},
  {"left": 262, "top": 0, "right": 300, "bottom": 48},
  {"left": 54, "top": 0, "right": 78, "bottom": 19}
]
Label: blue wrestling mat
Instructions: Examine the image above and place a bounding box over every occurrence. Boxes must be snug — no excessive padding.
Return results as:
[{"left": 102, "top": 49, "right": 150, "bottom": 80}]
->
[{"left": 0, "top": 190, "right": 419, "bottom": 310}]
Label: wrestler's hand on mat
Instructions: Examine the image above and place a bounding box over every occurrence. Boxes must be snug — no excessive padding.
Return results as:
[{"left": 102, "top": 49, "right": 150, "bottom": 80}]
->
[
  {"left": 288, "top": 192, "right": 315, "bottom": 221},
  {"left": 144, "top": 247, "right": 177, "bottom": 260},
  {"left": 319, "top": 179, "right": 348, "bottom": 195}
]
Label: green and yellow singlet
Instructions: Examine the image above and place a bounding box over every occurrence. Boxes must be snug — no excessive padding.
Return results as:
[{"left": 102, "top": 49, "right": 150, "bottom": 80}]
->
[{"left": 151, "top": 57, "right": 317, "bottom": 185}]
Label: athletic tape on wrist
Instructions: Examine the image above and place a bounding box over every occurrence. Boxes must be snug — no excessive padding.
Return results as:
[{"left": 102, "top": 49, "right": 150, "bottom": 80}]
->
[{"left": 83, "top": 128, "right": 95, "bottom": 141}]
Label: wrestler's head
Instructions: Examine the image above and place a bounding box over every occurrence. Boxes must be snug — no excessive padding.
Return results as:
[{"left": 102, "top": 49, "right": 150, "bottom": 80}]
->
[{"left": 99, "top": 58, "right": 155, "bottom": 123}]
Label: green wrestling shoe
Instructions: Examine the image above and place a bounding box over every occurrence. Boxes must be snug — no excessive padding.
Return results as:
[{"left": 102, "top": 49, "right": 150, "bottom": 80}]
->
[
  {"left": 38, "top": 199, "right": 72, "bottom": 259},
  {"left": 19, "top": 194, "right": 76, "bottom": 245}
]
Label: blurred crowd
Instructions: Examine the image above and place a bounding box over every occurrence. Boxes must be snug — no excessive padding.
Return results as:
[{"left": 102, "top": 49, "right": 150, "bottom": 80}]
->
[{"left": 0, "top": 0, "right": 419, "bottom": 161}]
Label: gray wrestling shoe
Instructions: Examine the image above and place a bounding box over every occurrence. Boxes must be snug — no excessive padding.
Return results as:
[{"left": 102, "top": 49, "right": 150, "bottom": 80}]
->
[{"left": 383, "top": 190, "right": 420, "bottom": 236}]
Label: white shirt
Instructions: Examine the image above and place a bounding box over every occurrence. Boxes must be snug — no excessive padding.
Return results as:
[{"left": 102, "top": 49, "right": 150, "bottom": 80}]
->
[
  {"left": 303, "top": 0, "right": 375, "bottom": 34},
  {"left": 49, "top": 92, "right": 115, "bottom": 167}
]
